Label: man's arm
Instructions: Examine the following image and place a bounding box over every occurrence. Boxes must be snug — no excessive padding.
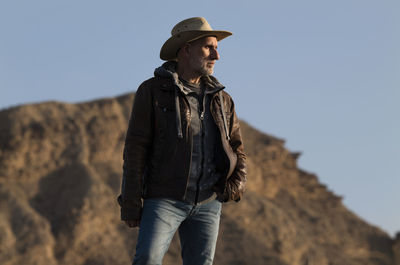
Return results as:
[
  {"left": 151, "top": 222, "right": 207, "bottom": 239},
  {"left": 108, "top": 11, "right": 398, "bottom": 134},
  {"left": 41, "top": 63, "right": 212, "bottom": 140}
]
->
[
  {"left": 118, "top": 81, "right": 154, "bottom": 223},
  {"left": 225, "top": 98, "right": 247, "bottom": 202}
]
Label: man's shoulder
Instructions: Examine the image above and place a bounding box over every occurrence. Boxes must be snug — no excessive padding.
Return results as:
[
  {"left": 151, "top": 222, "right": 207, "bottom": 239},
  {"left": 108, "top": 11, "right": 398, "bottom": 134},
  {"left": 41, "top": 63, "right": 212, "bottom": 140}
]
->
[
  {"left": 219, "top": 89, "right": 235, "bottom": 104},
  {"left": 139, "top": 76, "right": 167, "bottom": 87},
  {"left": 205, "top": 75, "right": 234, "bottom": 101},
  {"left": 138, "top": 76, "right": 173, "bottom": 91},
  {"left": 220, "top": 89, "right": 232, "bottom": 98}
]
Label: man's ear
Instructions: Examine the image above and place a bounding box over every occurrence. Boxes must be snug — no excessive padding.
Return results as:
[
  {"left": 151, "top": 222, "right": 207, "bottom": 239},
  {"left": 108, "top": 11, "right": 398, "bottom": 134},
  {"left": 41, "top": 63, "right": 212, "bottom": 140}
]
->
[
  {"left": 177, "top": 43, "right": 191, "bottom": 61},
  {"left": 182, "top": 43, "right": 191, "bottom": 56}
]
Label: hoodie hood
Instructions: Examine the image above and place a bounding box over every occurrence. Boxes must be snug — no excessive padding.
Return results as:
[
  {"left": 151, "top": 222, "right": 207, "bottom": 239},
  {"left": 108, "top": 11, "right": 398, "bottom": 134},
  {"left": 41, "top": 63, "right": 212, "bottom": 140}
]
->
[{"left": 154, "top": 61, "right": 225, "bottom": 94}]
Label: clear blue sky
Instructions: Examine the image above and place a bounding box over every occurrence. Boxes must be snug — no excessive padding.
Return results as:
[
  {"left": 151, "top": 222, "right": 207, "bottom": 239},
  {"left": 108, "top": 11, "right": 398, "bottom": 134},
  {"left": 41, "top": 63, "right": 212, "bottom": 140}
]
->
[{"left": 1, "top": 0, "right": 399, "bottom": 236}]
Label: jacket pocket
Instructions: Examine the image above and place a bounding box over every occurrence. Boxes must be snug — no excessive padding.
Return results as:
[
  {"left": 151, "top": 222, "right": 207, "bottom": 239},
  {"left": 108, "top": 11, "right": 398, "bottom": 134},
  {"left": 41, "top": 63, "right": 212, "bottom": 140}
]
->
[
  {"left": 155, "top": 100, "right": 175, "bottom": 133},
  {"left": 152, "top": 100, "right": 177, "bottom": 183}
]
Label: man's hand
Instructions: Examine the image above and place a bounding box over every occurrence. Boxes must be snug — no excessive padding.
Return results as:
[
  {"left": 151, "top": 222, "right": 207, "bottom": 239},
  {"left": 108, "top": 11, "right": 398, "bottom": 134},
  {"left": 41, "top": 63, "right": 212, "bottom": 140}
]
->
[{"left": 124, "top": 220, "right": 140, "bottom": 228}]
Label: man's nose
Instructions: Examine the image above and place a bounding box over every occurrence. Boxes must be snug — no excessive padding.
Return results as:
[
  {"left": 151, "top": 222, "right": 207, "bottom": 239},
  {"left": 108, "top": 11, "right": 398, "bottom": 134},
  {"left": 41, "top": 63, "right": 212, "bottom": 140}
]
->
[{"left": 211, "top": 49, "right": 220, "bottom": 60}]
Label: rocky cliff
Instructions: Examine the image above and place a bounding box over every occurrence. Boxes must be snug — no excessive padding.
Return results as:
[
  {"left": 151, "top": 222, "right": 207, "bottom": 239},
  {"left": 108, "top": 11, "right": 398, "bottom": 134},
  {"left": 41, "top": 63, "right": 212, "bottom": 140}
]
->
[{"left": 0, "top": 93, "right": 398, "bottom": 265}]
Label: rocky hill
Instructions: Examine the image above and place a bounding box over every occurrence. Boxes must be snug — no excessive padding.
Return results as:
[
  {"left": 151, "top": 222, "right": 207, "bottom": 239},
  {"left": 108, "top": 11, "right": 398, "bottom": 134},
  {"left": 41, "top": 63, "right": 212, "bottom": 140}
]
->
[{"left": 0, "top": 93, "right": 398, "bottom": 265}]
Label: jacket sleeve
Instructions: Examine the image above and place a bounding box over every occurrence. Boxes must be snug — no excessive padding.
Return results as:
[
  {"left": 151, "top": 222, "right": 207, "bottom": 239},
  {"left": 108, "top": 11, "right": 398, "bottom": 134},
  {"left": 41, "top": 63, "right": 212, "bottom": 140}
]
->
[
  {"left": 225, "top": 97, "right": 247, "bottom": 202},
  {"left": 118, "top": 82, "right": 154, "bottom": 221}
]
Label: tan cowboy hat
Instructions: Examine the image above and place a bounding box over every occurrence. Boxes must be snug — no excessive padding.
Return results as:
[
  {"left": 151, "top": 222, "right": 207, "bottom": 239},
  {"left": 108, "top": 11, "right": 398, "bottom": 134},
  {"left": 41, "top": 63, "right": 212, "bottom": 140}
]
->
[{"left": 160, "top": 17, "right": 232, "bottom": 61}]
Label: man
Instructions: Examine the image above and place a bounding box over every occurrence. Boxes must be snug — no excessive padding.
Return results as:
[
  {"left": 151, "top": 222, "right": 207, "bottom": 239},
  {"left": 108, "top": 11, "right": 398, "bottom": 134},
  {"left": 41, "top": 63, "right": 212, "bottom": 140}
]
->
[{"left": 118, "top": 17, "right": 247, "bottom": 265}]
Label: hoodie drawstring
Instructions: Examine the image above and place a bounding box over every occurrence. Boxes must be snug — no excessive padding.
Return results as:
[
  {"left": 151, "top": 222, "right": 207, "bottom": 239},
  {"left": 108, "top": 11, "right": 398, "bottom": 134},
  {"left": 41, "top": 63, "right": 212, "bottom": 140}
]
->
[
  {"left": 175, "top": 88, "right": 183, "bottom": 138},
  {"left": 155, "top": 62, "right": 226, "bottom": 140},
  {"left": 219, "top": 91, "right": 230, "bottom": 141}
]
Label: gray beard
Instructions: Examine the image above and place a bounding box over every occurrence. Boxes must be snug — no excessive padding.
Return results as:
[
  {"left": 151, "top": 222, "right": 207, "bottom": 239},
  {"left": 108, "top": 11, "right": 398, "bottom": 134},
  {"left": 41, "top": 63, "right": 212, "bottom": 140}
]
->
[
  {"left": 189, "top": 59, "right": 214, "bottom": 76},
  {"left": 200, "top": 67, "right": 213, "bottom": 76}
]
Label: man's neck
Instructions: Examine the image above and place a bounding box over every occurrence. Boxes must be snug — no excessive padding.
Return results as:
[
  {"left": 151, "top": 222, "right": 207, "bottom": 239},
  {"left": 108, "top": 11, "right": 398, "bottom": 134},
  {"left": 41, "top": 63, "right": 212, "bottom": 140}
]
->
[{"left": 176, "top": 63, "right": 202, "bottom": 84}]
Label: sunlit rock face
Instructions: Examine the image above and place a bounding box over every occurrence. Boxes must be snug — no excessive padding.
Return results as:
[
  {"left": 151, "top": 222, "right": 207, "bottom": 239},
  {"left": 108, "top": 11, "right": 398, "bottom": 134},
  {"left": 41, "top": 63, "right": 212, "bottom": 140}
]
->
[{"left": 0, "top": 94, "right": 397, "bottom": 265}]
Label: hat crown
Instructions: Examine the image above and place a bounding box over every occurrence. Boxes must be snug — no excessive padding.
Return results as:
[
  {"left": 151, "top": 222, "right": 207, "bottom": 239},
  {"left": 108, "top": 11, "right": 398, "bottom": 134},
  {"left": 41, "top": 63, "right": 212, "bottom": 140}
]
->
[{"left": 171, "top": 17, "right": 213, "bottom": 36}]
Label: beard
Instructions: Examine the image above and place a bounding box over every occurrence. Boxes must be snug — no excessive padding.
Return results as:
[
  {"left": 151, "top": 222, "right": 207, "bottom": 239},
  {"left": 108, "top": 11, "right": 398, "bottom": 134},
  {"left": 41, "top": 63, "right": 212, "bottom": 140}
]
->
[{"left": 189, "top": 57, "right": 214, "bottom": 76}]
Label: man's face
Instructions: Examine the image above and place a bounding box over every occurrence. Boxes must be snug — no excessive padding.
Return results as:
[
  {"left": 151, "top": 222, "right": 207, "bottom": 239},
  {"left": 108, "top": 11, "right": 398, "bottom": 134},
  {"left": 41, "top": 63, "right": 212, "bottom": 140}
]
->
[{"left": 187, "top": 36, "right": 220, "bottom": 76}]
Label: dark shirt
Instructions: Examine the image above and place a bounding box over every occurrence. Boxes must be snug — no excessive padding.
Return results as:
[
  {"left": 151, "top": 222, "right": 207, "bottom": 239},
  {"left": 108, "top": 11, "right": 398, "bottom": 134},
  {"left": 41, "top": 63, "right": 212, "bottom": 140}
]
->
[{"left": 179, "top": 78, "right": 220, "bottom": 204}]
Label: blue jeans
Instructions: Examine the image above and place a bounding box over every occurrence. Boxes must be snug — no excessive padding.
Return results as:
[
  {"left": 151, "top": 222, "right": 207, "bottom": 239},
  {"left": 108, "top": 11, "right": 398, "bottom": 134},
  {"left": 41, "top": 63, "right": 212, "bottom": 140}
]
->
[{"left": 132, "top": 198, "right": 222, "bottom": 265}]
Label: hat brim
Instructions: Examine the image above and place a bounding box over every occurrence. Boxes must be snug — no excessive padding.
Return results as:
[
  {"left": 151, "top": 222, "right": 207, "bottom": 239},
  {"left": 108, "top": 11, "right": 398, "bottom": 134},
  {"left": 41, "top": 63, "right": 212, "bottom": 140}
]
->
[{"left": 160, "top": 30, "right": 232, "bottom": 61}]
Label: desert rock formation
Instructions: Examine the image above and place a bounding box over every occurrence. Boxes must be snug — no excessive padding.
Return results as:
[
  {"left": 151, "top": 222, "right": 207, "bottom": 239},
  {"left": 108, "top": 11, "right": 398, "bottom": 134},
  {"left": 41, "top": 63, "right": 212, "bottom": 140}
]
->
[{"left": 0, "top": 93, "right": 398, "bottom": 265}]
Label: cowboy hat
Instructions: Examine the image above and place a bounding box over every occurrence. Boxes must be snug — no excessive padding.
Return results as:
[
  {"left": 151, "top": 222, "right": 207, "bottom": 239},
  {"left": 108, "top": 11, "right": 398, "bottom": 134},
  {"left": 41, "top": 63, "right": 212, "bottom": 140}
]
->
[{"left": 160, "top": 17, "right": 232, "bottom": 61}]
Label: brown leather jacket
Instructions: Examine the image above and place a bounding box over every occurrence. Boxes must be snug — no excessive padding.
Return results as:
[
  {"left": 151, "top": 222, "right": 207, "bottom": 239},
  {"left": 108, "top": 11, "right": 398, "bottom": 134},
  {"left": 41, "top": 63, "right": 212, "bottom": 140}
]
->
[{"left": 118, "top": 65, "right": 247, "bottom": 221}]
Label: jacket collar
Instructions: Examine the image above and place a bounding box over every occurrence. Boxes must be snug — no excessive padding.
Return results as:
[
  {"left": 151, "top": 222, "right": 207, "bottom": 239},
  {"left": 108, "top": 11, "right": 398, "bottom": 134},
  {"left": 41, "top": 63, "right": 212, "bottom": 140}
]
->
[{"left": 154, "top": 61, "right": 227, "bottom": 139}]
